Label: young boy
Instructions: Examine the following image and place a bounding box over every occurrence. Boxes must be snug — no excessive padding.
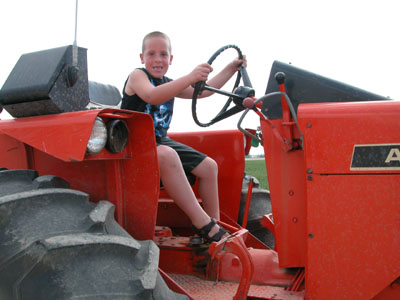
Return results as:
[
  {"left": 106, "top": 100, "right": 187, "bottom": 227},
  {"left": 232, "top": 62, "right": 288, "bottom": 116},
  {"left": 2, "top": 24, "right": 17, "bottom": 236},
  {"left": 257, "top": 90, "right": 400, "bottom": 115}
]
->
[{"left": 121, "top": 31, "right": 246, "bottom": 242}]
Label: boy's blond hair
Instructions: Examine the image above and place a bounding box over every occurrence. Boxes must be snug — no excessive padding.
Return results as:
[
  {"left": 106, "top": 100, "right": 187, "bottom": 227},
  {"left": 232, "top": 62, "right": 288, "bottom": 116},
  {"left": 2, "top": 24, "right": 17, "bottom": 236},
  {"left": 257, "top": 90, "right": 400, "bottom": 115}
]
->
[{"left": 142, "top": 31, "right": 172, "bottom": 53}]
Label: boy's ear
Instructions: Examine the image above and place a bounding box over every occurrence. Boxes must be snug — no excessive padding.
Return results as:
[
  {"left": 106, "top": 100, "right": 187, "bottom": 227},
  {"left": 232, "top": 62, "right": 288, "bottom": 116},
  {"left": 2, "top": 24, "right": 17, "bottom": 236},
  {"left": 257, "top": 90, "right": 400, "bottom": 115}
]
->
[
  {"left": 140, "top": 53, "right": 144, "bottom": 64},
  {"left": 169, "top": 54, "right": 173, "bottom": 65}
]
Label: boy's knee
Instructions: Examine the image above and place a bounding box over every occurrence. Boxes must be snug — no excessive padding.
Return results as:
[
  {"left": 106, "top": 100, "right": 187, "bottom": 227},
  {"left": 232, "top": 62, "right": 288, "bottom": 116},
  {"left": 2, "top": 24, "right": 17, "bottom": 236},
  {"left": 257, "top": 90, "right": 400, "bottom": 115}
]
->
[
  {"left": 201, "top": 157, "right": 218, "bottom": 175},
  {"left": 158, "top": 145, "right": 177, "bottom": 159},
  {"left": 157, "top": 145, "right": 180, "bottom": 168},
  {"left": 207, "top": 157, "right": 218, "bottom": 171}
]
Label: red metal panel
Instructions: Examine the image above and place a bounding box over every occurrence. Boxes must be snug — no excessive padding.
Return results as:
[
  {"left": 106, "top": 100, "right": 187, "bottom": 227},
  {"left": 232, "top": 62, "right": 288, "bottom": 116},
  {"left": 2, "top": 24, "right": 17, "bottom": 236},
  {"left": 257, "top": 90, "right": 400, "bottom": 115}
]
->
[
  {"left": 215, "top": 249, "right": 295, "bottom": 286},
  {"left": 261, "top": 119, "right": 307, "bottom": 268},
  {"left": 305, "top": 174, "right": 400, "bottom": 300},
  {"left": 0, "top": 110, "right": 98, "bottom": 162},
  {"left": 0, "top": 134, "right": 28, "bottom": 169},
  {"left": 0, "top": 108, "right": 140, "bottom": 162},
  {"left": 6, "top": 109, "right": 160, "bottom": 241},
  {"left": 168, "top": 130, "right": 245, "bottom": 224},
  {"left": 158, "top": 240, "right": 208, "bottom": 275},
  {"left": 298, "top": 100, "right": 400, "bottom": 174},
  {"left": 31, "top": 151, "right": 109, "bottom": 200},
  {"left": 168, "top": 273, "right": 304, "bottom": 300},
  {"left": 300, "top": 100, "right": 400, "bottom": 299},
  {"left": 106, "top": 160, "right": 125, "bottom": 225},
  {"left": 120, "top": 113, "right": 160, "bottom": 240},
  {"left": 372, "top": 283, "right": 400, "bottom": 300}
]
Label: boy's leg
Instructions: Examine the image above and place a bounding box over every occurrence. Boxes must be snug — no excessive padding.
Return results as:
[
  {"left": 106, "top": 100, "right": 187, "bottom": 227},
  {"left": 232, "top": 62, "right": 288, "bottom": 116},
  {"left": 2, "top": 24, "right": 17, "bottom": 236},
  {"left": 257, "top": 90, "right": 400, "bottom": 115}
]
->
[
  {"left": 191, "top": 157, "right": 220, "bottom": 220},
  {"left": 157, "top": 145, "right": 210, "bottom": 229},
  {"left": 191, "top": 158, "right": 227, "bottom": 240},
  {"left": 157, "top": 139, "right": 227, "bottom": 240}
]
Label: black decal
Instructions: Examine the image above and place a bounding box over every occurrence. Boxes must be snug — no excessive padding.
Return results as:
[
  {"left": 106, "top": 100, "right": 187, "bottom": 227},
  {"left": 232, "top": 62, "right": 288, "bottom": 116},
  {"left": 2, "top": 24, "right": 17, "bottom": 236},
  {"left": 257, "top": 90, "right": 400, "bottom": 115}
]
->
[{"left": 351, "top": 144, "right": 400, "bottom": 170}]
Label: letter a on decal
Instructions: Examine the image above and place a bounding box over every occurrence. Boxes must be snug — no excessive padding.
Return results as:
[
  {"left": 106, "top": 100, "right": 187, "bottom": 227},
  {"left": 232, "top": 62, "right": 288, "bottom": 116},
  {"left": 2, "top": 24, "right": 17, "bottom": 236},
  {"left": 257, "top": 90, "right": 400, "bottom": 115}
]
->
[{"left": 385, "top": 149, "right": 400, "bottom": 163}]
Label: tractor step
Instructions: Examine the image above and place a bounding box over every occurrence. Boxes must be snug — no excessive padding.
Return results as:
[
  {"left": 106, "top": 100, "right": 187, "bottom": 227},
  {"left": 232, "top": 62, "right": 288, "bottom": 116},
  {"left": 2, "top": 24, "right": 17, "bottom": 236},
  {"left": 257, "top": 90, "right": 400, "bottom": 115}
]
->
[{"left": 168, "top": 273, "right": 304, "bottom": 300}]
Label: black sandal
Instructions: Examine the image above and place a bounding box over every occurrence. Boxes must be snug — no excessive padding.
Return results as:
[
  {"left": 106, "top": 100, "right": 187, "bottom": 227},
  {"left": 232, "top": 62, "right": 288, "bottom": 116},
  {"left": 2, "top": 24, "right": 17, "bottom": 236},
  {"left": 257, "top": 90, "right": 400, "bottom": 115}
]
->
[{"left": 192, "top": 218, "right": 229, "bottom": 243}]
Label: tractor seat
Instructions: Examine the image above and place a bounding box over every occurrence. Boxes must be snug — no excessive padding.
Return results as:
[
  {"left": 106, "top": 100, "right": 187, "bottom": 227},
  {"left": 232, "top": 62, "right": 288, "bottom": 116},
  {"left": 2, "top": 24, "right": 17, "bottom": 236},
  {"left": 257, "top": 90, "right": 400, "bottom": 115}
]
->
[{"left": 88, "top": 81, "right": 121, "bottom": 107}]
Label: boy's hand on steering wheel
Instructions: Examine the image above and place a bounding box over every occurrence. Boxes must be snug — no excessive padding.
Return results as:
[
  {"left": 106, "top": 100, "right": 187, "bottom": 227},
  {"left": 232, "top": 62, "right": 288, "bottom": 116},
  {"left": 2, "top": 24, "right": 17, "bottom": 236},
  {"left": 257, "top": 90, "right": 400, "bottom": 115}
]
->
[
  {"left": 189, "top": 63, "right": 213, "bottom": 85},
  {"left": 229, "top": 55, "right": 247, "bottom": 71}
]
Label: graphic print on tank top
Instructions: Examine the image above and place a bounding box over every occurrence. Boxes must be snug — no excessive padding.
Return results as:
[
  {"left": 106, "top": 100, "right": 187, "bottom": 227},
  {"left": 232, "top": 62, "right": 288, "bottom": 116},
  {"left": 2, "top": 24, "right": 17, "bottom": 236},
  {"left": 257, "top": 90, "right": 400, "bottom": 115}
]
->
[
  {"left": 145, "top": 78, "right": 174, "bottom": 137},
  {"left": 144, "top": 101, "right": 173, "bottom": 137}
]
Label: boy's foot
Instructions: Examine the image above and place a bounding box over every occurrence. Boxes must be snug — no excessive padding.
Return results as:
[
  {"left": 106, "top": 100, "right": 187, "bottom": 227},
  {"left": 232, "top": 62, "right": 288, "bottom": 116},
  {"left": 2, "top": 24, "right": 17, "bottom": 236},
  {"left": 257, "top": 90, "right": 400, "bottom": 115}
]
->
[{"left": 193, "top": 218, "right": 229, "bottom": 243}]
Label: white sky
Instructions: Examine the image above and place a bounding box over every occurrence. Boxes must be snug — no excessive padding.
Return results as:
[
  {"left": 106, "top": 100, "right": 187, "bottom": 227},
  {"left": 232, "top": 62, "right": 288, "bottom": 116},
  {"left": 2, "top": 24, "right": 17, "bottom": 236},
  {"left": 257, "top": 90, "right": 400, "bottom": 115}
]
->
[{"left": 1, "top": 0, "right": 399, "bottom": 153}]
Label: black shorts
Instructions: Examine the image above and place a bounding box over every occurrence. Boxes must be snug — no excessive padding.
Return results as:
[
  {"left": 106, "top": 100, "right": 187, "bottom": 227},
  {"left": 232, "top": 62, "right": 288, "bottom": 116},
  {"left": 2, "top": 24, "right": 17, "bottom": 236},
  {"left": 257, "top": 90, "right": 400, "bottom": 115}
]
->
[{"left": 156, "top": 136, "right": 207, "bottom": 175}]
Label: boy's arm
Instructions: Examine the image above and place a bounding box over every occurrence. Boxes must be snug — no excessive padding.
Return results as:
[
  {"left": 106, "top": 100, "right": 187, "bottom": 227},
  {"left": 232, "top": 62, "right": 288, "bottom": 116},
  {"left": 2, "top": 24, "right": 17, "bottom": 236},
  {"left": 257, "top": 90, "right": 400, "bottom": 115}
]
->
[
  {"left": 125, "top": 64, "right": 212, "bottom": 105},
  {"left": 177, "top": 57, "right": 246, "bottom": 99}
]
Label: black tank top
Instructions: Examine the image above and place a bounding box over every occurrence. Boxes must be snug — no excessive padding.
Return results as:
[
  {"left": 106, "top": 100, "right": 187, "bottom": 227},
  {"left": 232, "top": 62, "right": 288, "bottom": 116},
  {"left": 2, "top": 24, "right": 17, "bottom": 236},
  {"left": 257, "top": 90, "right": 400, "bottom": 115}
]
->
[{"left": 121, "top": 68, "right": 174, "bottom": 137}]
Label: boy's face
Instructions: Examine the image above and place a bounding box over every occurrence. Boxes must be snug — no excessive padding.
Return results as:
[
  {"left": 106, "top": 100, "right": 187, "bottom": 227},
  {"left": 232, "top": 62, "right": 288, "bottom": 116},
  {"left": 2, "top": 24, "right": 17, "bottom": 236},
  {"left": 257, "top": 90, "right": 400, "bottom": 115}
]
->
[{"left": 140, "top": 36, "right": 173, "bottom": 78}]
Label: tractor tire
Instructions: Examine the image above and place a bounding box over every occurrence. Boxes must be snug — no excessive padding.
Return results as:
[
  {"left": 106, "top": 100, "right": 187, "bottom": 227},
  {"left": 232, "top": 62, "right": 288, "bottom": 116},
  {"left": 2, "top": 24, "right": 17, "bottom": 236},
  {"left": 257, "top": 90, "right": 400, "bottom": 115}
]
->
[
  {"left": 238, "top": 174, "right": 275, "bottom": 249},
  {"left": 0, "top": 169, "right": 188, "bottom": 300}
]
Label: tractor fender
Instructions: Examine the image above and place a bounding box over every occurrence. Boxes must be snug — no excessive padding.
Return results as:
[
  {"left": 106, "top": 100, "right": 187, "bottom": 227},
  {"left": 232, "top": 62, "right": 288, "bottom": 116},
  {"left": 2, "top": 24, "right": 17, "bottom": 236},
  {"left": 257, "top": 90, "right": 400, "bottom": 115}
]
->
[{"left": 0, "top": 108, "right": 151, "bottom": 162}]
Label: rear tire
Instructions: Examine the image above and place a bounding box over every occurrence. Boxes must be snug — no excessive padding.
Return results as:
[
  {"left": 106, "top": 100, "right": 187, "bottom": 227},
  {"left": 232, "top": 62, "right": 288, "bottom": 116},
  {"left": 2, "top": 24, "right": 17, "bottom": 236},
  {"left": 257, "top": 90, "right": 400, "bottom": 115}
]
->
[
  {"left": 238, "top": 174, "right": 275, "bottom": 249},
  {"left": 0, "top": 169, "right": 187, "bottom": 300}
]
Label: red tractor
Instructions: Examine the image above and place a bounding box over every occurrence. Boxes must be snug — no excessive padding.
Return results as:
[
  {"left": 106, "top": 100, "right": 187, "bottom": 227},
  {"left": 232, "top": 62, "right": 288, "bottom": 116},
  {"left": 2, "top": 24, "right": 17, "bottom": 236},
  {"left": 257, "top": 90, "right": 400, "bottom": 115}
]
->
[{"left": 0, "top": 44, "right": 399, "bottom": 300}]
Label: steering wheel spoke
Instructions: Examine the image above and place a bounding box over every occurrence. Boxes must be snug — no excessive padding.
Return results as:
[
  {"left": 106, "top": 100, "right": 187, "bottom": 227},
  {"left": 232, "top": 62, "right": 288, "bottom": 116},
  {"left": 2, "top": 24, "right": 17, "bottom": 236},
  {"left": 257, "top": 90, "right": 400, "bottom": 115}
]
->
[
  {"left": 210, "top": 105, "right": 244, "bottom": 124},
  {"left": 203, "top": 85, "right": 238, "bottom": 98}
]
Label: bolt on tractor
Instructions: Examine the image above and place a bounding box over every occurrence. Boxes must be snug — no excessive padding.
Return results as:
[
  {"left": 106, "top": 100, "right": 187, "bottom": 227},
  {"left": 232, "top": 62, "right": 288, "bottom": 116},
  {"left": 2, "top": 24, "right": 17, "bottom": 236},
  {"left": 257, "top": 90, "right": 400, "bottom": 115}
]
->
[{"left": 0, "top": 43, "right": 399, "bottom": 300}]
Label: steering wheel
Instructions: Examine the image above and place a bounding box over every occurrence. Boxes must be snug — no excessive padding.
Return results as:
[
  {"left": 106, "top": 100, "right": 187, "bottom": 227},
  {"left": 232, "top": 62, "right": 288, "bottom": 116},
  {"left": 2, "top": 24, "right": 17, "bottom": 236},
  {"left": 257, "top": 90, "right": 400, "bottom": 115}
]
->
[{"left": 192, "top": 45, "right": 255, "bottom": 127}]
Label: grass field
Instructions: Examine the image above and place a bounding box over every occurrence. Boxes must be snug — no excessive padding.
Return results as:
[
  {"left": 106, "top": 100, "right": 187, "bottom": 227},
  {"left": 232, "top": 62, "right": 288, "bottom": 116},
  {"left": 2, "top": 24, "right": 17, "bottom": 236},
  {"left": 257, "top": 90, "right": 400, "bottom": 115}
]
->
[{"left": 244, "top": 159, "right": 269, "bottom": 190}]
